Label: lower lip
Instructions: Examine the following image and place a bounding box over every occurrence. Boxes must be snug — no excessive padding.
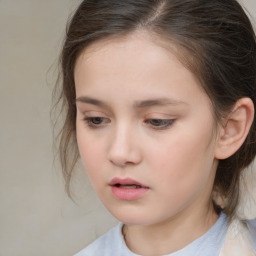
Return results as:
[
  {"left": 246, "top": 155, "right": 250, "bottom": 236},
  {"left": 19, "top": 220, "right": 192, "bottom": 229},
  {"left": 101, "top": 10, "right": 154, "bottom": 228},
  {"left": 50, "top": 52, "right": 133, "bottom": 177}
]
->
[{"left": 111, "top": 186, "right": 149, "bottom": 201}]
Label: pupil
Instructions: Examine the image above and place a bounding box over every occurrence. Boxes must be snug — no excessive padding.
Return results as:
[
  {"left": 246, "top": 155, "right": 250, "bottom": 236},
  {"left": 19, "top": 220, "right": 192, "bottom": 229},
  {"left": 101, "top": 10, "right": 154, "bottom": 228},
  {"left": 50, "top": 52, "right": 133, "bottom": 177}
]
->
[
  {"left": 152, "top": 119, "right": 162, "bottom": 126},
  {"left": 93, "top": 117, "right": 102, "bottom": 124}
]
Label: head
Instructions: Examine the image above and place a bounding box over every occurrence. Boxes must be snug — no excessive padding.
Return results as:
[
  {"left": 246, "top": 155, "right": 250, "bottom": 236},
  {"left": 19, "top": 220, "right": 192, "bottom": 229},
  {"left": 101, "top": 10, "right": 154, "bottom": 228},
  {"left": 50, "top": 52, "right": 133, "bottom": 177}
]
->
[{"left": 55, "top": 0, "right": 256, "bottom": 219}]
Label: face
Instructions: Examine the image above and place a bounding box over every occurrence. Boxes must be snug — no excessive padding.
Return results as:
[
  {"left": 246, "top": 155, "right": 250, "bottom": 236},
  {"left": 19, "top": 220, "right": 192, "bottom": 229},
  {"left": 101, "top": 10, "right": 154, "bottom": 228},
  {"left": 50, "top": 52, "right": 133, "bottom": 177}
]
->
[{"left": 74, "top": 32, "right": 219, "bottom": 226}]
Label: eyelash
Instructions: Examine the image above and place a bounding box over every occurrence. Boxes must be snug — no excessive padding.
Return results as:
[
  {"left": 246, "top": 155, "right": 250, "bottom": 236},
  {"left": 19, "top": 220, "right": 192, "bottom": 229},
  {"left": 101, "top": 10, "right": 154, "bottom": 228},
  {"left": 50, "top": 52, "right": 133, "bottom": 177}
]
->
[
  {"left": 83, "top": 117, "right": 175, "bottom": 130},
  {"left": 83, "top": 117, "right": 110, "bottom": 128},
  {"left": 144, "top": 119, "right": 175, "bottom": 130}
]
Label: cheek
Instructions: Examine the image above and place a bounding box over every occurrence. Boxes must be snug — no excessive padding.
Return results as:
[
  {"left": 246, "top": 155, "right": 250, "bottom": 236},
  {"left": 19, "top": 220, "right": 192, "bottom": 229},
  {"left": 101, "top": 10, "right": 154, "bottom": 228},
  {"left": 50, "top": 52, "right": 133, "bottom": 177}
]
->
[
  {"left": 148, "top": 123, "right": 216, "bottom": 193},
  {"left": 76, "top": 124, "right": 104, "bottom": 177},
  {"left": 77, "top": 137, "right": 106, "bottom": 195}
]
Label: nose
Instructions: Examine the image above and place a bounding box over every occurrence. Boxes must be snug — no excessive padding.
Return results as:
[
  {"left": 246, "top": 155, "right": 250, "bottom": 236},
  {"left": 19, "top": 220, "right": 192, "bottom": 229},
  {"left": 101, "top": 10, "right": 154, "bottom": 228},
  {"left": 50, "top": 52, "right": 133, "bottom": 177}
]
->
[{"left": 107, "top": 124, "right": 142, "bottom": 167}]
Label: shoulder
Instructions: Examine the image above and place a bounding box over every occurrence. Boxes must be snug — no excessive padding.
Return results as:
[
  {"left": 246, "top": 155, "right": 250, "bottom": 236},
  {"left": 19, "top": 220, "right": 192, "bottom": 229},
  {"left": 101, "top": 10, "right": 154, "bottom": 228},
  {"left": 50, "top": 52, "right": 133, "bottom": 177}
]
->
[
  {"left": 73, "top": 223, "right": 126, "bottom": 256},
  {"left": 219, "top": 217, "right": 256, "bottom": 256},
  {"left": 247, "top": 219, "right": 256, "bottom": 254}
]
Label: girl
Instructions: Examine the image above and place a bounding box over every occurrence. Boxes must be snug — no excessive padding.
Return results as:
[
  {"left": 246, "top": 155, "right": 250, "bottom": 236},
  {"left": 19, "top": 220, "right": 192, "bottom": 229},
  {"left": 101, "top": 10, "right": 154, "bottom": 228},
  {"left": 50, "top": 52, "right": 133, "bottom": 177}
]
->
[{"left": 55, "top": 0, "right": 256, "bottom": 255}]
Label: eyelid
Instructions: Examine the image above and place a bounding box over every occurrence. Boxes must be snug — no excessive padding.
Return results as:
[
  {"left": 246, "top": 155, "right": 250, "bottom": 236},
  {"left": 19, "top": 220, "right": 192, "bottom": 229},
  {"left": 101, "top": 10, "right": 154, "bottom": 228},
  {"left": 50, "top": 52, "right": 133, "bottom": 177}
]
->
[
  {"left": 144, "top": 118, "right": 176, "bottom": 130},
  {"left": 143, "top": 111, "right": 176, "bottom": 129},
  {"left": 82, "top": 110, "right": 108, "bottom": 116},
  {"left": 144, "top": 112, "right": 176, "bottom": 119},
  {"left": 82, "top": 111, "right": 111, "bottom": 128},
  {"left": 83, "top": 116, "right": 111, "bottom": 128}
]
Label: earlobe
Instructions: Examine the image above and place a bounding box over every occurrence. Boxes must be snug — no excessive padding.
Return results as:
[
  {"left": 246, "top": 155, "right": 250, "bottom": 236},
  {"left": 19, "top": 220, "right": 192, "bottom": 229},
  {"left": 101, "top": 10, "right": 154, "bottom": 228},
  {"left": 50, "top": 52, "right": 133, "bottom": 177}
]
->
[{"left": 215, "top": 98, "right": 254, "bottom": 160}]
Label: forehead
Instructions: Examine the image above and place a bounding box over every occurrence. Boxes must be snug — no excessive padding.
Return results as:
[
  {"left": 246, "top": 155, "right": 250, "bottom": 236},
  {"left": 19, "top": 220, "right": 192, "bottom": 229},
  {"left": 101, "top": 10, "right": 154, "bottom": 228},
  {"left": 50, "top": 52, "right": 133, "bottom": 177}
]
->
[
  {"left": 76, "top": 31, "right": 185, "bottom": 67},
  {"left": 74, "top": 31, "right": 209, "bottom": 107}
]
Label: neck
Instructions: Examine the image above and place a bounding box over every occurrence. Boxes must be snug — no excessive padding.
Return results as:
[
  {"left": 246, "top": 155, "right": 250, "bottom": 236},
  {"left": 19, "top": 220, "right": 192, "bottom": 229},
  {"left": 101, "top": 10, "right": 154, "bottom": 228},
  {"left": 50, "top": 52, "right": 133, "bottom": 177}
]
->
[{"left": 123, "top": 202, "right": 218, "bottom": 256}]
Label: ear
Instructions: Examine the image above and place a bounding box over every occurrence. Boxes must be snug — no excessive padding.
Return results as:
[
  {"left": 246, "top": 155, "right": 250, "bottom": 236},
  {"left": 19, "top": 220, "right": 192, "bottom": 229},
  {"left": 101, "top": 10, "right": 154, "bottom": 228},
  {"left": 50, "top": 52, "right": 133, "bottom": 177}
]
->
[{"left": 215, "top": 98, "right": 254, "bottom": 160}]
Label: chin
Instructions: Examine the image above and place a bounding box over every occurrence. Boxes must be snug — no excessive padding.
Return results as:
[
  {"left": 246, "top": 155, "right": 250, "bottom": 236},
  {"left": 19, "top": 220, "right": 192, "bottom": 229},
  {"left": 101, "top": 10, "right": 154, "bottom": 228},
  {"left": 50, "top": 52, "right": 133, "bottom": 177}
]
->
[
  {"left": 106, "top": 206, "right": 145, "bottom": 224},
  {"left": 107, "top": 207, "right": 160, "bottom": 226}
]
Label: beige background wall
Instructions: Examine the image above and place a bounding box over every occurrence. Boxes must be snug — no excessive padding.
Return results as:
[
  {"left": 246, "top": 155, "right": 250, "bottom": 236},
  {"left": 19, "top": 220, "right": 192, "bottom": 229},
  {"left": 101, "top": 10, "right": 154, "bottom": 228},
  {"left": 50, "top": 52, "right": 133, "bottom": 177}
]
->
[{"left": 0, "top": 1, "right": 255, "bottom": 256}]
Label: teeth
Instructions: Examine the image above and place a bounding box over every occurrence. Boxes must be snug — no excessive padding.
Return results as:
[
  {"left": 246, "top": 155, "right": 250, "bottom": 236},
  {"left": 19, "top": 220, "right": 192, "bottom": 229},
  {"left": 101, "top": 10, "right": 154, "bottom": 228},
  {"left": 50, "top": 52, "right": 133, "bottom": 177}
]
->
[{"left": 116, "top": 184, "right": 141, "bottom": 189}]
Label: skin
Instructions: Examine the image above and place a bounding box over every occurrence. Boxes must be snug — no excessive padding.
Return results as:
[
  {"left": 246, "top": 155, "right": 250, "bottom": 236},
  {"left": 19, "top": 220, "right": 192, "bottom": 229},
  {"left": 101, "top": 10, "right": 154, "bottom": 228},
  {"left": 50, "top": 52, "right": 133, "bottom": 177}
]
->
[{"left": 74, "top": 31, "right": 221, "bottom": 255}]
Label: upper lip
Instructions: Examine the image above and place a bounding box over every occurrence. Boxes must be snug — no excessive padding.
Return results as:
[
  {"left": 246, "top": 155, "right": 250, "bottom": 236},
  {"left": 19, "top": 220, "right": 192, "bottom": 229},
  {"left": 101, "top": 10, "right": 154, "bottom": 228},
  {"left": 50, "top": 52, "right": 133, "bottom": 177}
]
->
[{"left": 109, "top": 177, "right": 149, "bottom": 188}]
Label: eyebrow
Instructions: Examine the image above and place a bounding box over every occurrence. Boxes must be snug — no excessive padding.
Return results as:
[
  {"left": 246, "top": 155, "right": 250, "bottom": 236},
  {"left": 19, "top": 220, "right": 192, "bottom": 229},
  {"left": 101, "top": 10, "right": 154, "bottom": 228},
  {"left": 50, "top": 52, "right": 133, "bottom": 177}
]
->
[
  {"left": 75, "top": 96, "right": 186, "bottom": 108},
  {"left": 133, "top": 98, "right": 186, "bottom": 108},
  {"left": 76, "top": 96, "right": 107, "bottom": 107}
]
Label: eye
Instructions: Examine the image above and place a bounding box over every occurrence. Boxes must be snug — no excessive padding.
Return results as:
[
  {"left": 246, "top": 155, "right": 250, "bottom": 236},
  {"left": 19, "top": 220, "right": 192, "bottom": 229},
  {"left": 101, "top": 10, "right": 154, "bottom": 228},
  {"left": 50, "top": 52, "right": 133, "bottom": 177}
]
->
[
  {"left": 83, "top": 117, "right": 110, "bottom": 128},
  {"left": 145, "top": 119, "right": 175, "bottom": 129}
]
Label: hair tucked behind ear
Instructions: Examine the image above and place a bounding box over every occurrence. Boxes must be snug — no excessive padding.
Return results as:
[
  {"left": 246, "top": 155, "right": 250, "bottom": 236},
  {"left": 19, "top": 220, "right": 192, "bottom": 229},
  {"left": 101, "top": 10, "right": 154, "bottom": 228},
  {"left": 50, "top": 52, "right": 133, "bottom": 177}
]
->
[{"left": 54, "top": 0, "right": 256, "bottom": 217}]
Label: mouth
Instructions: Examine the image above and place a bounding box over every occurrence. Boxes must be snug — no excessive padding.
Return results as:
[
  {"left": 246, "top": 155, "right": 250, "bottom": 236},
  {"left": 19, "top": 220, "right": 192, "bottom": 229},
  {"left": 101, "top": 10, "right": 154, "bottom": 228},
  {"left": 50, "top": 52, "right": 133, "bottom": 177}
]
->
[
  {"left": 109, "top": 177, "right": 149, "bottom": 201},
  {"left": 114, "top": 184, "right": 143, "bottom": 189},
  {"left": 109, "top": 177, "right": 149, "bottom": 189}
]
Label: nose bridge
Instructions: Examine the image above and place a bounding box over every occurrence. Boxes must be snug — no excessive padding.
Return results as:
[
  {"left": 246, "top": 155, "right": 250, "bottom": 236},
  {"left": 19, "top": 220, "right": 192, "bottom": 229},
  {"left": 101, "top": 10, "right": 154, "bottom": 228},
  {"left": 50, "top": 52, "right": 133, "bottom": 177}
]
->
[{"left": 108, "top": 120, "right": 141, "bottom": 166}]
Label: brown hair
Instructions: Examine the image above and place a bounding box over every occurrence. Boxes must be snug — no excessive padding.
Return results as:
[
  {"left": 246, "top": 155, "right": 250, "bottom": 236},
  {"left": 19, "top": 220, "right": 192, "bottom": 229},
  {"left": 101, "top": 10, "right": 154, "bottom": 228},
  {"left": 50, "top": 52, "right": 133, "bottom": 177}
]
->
[{"left": 54, "top": 0, "right": 256, "bottom": 218}]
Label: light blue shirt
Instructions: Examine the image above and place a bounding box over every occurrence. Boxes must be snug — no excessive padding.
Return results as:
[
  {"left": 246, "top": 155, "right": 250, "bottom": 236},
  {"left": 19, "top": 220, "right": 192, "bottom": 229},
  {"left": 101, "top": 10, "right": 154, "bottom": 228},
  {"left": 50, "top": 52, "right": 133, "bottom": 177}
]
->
[
  {"left": 246, "top": 219, "right": 256, "bottom": 253},
  {"left": 74, "top": 212, "right": 228, "bottom": 256}
]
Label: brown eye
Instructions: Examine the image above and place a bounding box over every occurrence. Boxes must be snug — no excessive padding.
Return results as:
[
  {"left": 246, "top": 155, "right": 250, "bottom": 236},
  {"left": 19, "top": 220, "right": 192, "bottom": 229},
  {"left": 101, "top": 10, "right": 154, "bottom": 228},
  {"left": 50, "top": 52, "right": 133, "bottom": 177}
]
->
[
  {"left": 84, "top": 117, "right": 110, "bottom": 128},
  {"left": 145, "top": 119, "right": 175, "bottom": 129},
  {"left": 90, "top": 117, "right": 104, "bottom": 125}
]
